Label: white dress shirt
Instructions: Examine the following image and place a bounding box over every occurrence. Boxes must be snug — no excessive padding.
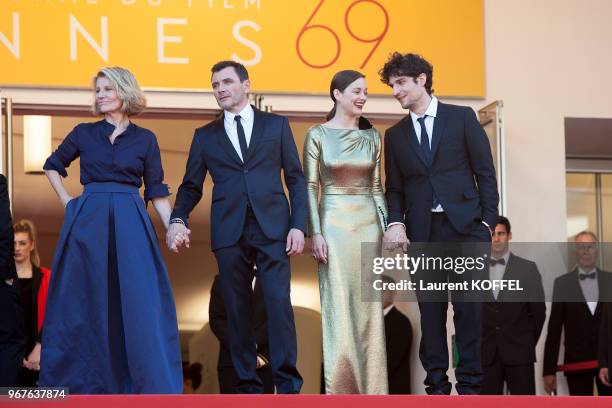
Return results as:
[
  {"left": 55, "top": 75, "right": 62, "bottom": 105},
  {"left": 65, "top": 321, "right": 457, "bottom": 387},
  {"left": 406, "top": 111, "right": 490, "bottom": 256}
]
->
[
  {"left": 490, "top": 251, "right": 510, "bottom": 300},
  {"left": 387, "top": 97, "right": 440, "bottom": 231},
  {"left": 386, "top": 95, "right": 490, "bottom": 231},
  {"left": 410, "top": 96, "right": 443, "bottom": 212},
  {"left": 223, "top": 104, "right": 254, "bottom": 162},
  {"left": 577, "top": 266, "right": 598, "bottom": 315}
]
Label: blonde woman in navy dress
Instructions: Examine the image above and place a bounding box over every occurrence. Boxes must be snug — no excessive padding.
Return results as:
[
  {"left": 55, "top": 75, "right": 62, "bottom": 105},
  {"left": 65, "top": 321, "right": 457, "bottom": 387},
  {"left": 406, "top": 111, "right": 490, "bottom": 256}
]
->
[{"left": 39, "top": 67, "right": 182, "bottom": 393}]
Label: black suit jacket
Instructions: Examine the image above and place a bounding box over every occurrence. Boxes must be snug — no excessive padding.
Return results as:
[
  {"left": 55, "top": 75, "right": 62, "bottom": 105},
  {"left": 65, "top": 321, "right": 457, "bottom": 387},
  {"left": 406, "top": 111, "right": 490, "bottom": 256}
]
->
[
  {"left": 384, "top": 101, "right": 498, "bottom": 241},
  {"left": 482, "top": 253, "right": 546, "bottom": 366},
  {"left": 0, "top": 174, "right": 16, "bottom": 280},
  {"left": 28, "top": 265, "right": 44, "bottom": 344},
  {"left": 385, "top": 306, "right": 413, "bottom": 394},
  {"left": 599, "top": 303, "right": 612, "bottom": 370},
  {"left": 543, "top": 269, "right": 612, "bottom": 376},
  {"left": 171, "top": 107, "right": 307, "bottom": 250},
  {"left": 208, "top": 275, "right": 269, "bottom": 369}
]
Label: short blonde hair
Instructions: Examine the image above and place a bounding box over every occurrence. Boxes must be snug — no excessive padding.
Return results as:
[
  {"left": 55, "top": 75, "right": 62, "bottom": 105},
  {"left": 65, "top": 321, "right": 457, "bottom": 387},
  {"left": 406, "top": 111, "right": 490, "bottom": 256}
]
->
[{"left": 92, "top": 67, "right": 146, "bottom": 116}]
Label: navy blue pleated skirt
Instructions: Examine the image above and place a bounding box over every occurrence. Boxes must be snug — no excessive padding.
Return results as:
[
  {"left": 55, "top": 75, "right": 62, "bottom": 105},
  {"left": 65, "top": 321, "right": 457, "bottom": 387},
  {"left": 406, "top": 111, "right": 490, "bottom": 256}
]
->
[{"left": 39, "top": 182, "right": 182, "bottom": 394}]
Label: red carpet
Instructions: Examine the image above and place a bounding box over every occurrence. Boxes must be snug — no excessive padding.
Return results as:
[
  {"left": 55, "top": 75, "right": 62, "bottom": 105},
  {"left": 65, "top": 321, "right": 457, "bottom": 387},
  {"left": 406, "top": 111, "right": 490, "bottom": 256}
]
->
[{"left": 3, "top": 395, "right": 612, "bottom": 408}]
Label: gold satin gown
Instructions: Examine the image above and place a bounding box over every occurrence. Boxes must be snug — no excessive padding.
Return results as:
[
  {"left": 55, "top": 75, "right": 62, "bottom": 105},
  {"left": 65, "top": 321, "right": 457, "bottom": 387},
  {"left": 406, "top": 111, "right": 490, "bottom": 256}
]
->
[{"left": 303, "top": 124, "right": 388, "bottom": 394}]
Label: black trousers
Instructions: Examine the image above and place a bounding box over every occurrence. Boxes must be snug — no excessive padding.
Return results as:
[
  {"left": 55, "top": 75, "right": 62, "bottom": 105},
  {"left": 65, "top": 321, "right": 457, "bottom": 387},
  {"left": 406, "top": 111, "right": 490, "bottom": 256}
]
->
[
  {"left": 0, "top": 280, "right": 26, "bottom": 387},
  {"left": 566, "top": 371, "right": 612, "bottom": 396},
  {"left": 481, "top": 353, "right": 535, "bottom": 395},
  {"left": 213, "top": 210, "right": 302, "bottom": 394},
  {"left": 417, "top": 213, "right": 491, "bottom": 395},
  {"left": 218, "top": 358, "right": 274, "bottom": 394},
  {"left": 17, "top": 367, "right": 39, "bottom": 387}
]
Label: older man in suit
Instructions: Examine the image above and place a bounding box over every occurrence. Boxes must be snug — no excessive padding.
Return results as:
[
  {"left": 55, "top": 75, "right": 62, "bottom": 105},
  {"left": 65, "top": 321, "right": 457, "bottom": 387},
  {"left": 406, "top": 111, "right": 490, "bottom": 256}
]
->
[
  {"left": 167, "top": 61, "right": 307, "bottom": 394},
  {"left": 380, "top": 52, "right": 498, "bottom": 395},
  {"left": 481, "top": 216, "right": 546, "bottom": 394},
  {"left": 543, "top": 231, "right": 612, "bottom": 395}
]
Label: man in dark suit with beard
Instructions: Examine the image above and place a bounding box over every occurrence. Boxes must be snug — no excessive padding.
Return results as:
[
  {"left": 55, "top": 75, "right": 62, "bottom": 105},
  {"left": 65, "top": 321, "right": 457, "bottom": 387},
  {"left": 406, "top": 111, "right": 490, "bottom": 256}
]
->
[
  {"left": 167, "top": 61, "right": 307, "bottom": 394},
  {"left": 543, "top": 231, "right": 612, "bottom": 395},
  {"left": 380, "top": 52, "right": 498, "bottom": 395},
  {"left": 481, "top": 216, "right": 546, "bottom": 394}
]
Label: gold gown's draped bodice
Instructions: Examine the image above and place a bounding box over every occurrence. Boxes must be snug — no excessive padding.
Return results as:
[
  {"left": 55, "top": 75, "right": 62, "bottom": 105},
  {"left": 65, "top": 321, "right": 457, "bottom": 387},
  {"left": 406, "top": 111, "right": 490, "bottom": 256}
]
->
[
  {"left": 303, "top": 125, "right": 387, "bottom": 235},
  {"left": 303, "top": 124, "right": 388, "bottom": 394}
]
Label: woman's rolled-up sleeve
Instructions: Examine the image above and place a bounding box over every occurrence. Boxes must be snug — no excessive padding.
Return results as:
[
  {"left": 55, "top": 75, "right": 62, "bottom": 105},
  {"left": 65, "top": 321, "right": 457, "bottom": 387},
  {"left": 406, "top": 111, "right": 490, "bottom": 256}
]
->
[
  {"left": 143, "top": 134, "right": 170, "bottom": 202},
  {"left": 43, "top": 126, "right": 80, "bottom": 177}
]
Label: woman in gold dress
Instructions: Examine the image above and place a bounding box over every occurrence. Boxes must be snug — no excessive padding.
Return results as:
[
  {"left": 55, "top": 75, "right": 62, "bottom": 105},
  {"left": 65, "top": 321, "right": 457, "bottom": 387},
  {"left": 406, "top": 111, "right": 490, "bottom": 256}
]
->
[{"left": 303, "top": 70, "right": 388, "bottom": 394}]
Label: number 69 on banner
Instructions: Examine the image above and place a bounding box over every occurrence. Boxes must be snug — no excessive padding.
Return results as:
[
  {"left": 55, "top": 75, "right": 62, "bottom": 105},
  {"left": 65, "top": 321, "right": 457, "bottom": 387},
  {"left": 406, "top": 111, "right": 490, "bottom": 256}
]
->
[{"left": 296, "top": 0, "right": 390, "bottom": 69}]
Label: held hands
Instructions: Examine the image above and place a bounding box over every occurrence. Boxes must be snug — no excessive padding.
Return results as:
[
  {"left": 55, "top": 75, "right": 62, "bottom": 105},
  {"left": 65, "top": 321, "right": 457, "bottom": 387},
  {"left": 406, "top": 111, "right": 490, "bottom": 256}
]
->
[
  {"left": 311, "top": 234, "right": 327, "bottom": 264},
  {"left": 286, "top": 228, "right": 305, "bottom": 256},
  {"left": 23, "top": 342, "right": 41, "bottom": 371},
  {"left": 383, "top": 224, "right": 410, "bottom": 251},
  {"left": 543, "top": 374, "right": 557, "bottom": 395},
  {"left": 166, "top": 222, "right": 192, "bottom": 253}
]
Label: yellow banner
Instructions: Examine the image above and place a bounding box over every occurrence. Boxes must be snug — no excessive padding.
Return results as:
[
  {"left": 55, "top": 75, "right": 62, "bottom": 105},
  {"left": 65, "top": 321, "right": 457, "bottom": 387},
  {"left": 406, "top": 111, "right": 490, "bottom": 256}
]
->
[{"left": 0, "top": 0, "right": 484, "bottom": 96}]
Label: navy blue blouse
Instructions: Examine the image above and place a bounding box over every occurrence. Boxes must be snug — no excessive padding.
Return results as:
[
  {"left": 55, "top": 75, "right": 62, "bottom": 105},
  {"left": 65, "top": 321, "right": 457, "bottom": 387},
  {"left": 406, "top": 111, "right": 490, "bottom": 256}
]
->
[{"left": 43, "top": 119, "right": 169, "bottom": 202}]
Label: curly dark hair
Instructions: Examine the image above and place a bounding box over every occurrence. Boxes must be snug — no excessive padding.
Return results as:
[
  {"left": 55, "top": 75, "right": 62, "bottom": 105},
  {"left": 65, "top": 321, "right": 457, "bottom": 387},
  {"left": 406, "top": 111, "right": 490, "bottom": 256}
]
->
[{"left": 379, "top": 52, "right": 434, "bottom": 95}]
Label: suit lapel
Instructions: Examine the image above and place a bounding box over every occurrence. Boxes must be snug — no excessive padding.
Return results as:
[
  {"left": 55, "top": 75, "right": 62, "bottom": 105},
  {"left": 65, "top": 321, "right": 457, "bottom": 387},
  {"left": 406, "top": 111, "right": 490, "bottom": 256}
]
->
[
  {"left": 571, "top": 269, "right": 587, "bottom": 302},
  {"left": 495, "top": 254, "right": 514, "bottom": 301},
  {"left": 595, "top": 268, "right": 605, "bottom": 314},
  {"left": 570, "top": 268, "right": 595, "bottom": 316},
  {"left": 500, "top": 254, "right": 514, "bottom": 282},
  {"left": 245, "top": 105, "right": 265, "bottom": 163},
  {"left": 430, "top": 102, "right": 447, "bottom": 161},
  {"left": 401, "top": 117, "right": 428, "bottom": 167},
  {"left": 498, "top": 253, "right": 524, "bottom": 301},
  {"left": 484, "top": 287, "right": 496, "bottom": 302},
  {"left": 214, "top": 117, "right": 243, "bottom": 166}
]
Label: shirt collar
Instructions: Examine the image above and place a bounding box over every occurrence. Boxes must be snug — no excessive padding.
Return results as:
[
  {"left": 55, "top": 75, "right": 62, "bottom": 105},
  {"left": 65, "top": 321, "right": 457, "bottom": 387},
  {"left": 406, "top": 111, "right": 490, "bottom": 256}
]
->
[
  {"left": 492, "top": 250, "right": 510, "bottom": 264},
  {"left": 578, "top": 266, "right": 597, "bottom": 276},
  {"left": 383, "top": 304, "right": 395, "bottom": 316},
  {"left": 224, "top": 104, "right": 254, "bottom": 124},
  {"left": 98, "top": 119, "right": 135, "bottom": 136},
  {"left": 410, "top": 95, "right": 438, "bottom": 123}
]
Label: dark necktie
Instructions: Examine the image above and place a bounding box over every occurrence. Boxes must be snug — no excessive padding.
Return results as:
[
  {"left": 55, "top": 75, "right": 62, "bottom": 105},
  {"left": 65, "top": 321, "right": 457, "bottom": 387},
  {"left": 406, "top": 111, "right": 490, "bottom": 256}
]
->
[
  {"left": 417, "top": 115, "right": 440, "bottom": 209},
  {"left": 234, "top": 115, "right": 248, "bottom": 162},
  {"left": 579, "top": 272, "right": 596, "bottom": 280},
  {"left": 417, "top": 116, "right": 431, "bottom": 163},
  {"left": 490, "top": 258, "right": 506, "bottom": 267}
]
